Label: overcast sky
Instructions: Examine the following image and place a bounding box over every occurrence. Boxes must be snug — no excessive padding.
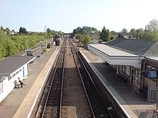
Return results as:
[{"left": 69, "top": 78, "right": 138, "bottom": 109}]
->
[{"left": 1, "top": 0, "right": 158, "bottom": 33}]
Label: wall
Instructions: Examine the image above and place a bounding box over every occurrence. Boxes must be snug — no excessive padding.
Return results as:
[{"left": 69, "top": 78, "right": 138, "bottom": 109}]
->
[{"left": 0, "top": 64, "right": 29, "bottom": 103}]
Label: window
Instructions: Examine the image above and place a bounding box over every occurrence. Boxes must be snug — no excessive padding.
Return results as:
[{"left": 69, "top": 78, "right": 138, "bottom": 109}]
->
[{"left": 148, "top": 70, "right": 157, "bottom": 78}]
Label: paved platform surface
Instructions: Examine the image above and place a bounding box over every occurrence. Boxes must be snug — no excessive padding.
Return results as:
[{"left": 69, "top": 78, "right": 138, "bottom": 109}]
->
[
  {"left": 0, "top": 46, "right": 58, "bottom": 118},
  {"left": 80, "top": 48, "right": 158, "bottom": 118}
]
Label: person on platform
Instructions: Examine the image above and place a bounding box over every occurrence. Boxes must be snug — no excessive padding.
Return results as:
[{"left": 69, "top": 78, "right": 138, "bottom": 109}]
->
[{"left": 18, "top": 78, "right": 25, "bottom": 88}]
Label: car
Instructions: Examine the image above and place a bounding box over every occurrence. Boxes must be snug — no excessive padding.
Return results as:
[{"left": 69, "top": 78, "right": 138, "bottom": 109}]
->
[
  {"left": 36, "top": 52, "right": 41, "bottom": 58},
  {"left": 26, "top": 50, "right": 33, "bottom": 56}
]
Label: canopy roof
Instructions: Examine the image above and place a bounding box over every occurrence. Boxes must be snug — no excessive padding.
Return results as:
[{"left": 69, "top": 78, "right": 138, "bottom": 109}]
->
[
  {"left": 0, "top": 56, "right": 36, "bottom": 75},
  {"left": 88, "top": 44, "right": 144, "bottom": 69}
]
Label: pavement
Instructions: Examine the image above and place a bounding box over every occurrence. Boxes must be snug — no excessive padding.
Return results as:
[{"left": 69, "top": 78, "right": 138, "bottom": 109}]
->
[
  {"left": 80, "top": 48, "right": 158, "bottom": 118},
  {"left": 0, "top": 46, "right": 58, "bottom": 118}
]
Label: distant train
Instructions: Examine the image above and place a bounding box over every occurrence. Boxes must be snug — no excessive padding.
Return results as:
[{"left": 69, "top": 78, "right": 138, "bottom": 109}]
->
[{"left": 53, "top": 35, "right": 61, "bottom": 46}]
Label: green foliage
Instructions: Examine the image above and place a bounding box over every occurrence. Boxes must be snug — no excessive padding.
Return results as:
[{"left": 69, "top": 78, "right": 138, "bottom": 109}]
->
[
  {"left": 73, "top": 26, "right": 98, "bottom": 35},
  {"left": 81, "top": 34, "right": 91, "bottom": 45},
  {"left": 0, "top": 30, "right": 43, "bottom": 59},
  {"left": 73, "top": 27, "right": 82, "bottom": 34},
  {"left": 0, "top": 26, "right": 63, "bottom": 59},
  {"left": 0, "top": 46, "right": 3, "bottom": 59},
  {"left": 2, "top": 27, "right": 10, "bottom": 35},
  {"left": 146, "top": 19, "right": 158, "bottom": 32},
  {"left": 110, "top": 36, "right": 114, "bottom": 40},
  {"left": 142, "top": 19, "right": 158, "bottom": 40},
  {"left": 46, "top": 28, "right": 51, "bottom": 33},
  {"left": 74, "top": 34, "right": 81, "bottom": 39},
  {"left": 106, "top": 29, "right": 111, "bottom": 41},
  {"left": 47, "top": 43, "right": 51, "bottom": 48},
  {"left": 5, "top": 39, "right": 19, "bottom": 56},
  {"left": 74, "top": 34, "right": 81, "bottom": 42},
  {"left": 0, "top": 26, "right": 4, "bottom": 30},
  {"left": 0, "top": 30, "right": 9, "bottom": 57},
  {"left": 137, "top": 28, "right": 144, "bottom": 39},
  {"left": 130, "top": 28, "right": 137, "bottom": 38},
  {"left": 19, "top": 27, "right": 27, "bottom": 34},
  {"left": 121, "top": 28, "right": 128, "bottom": 33},
  {"left": 0, "top": 42, "right": 6, "bottom": 58},
  {"left": 45, "top": 28, "right": 64, "bottom": 40},
  {"left": 100, "top": 26, "right": 106, "bottom": 39},
  {"left": 100, "top": 26, "right": 111, "bottom": 42}
]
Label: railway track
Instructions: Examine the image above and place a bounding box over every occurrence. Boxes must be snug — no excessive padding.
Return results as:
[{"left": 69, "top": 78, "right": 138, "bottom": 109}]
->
[
  {"left": 69, "top": 40, "right": 113, "bottom": 118},
  {"left": 34, "top": 38, "right": 120, "bottom": 118},
  {"left": 35, "top": 39, "right": 66, "bottom": 118}
]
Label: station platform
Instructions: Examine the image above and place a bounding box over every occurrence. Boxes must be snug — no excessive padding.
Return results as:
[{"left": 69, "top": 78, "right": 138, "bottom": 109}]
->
[
  {"left": 0, "top": 46, "right": 59, "bottom": 118},
  {"left": 80, "top": 48, "right": 158, "bottom": 118},
  {"left": 0, "top": 45, "right": 157, "bottom": 118}
]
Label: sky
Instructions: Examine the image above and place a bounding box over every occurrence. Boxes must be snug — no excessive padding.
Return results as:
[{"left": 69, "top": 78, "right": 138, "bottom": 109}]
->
[{"left": 1, "top": 0, "right": 158, "bottom": 33}]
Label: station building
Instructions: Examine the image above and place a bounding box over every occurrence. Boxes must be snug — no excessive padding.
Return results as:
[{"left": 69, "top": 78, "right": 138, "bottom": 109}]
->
[
  {"left": 88, "top": 38, "right": 158, "bottom": 101},
  {"left": 0, "top": 56, "right": 36, "bottom": 102}
]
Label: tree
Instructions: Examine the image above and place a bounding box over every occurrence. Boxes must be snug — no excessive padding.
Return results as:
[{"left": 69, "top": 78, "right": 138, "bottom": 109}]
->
[
  {"left": 100, "top": 26, "right": 106, "bottom": 40},
  {"left": 74, "top": 34, "right": 81, "bottom": 42},
  {"left": 130, "top": 28, "right": 137, "bottom": 38},
  {"left": 5, "top": 39, "right": 18, "bottom": 56},
  {"left": 75, "top": 34, "right": 81, "bottom": 39},
  {"left": 139, "top": 28, "right": 144, "bottom": 39},
  {"left": 81, "top": 34, "right": 91, "bottom": 45},
  {"left": 47, "top": 43, "right": 51, "bottom": 48},
  {"left": 0, "top": 42, "right": 5, "bottom": 58},
  {"left": 0, "top": 26, "right": 4, "bottom": 30},
  {"left": 142, "top": 19, "right": 158, "bottom": 40},
  {"left": 100, "top": 26, "right": 111, "bottom": 42},
  {"left": 0, "top": 30, "right": 8, "bottom": 58},
  {"left": 145, "top": 19, "right": 158, "bottom": 32},
  {"left": 121, "top": 28, "right": 128, "bottom": 33},
  {"left": 72, "top": 26, "right": 99, "bottom": 36},
  {"left": 46, "top": 28, "right": 51, "bottom": 33},
  {"left": 106, "top": 29, "right": 111, "bottom": 41},
  {"left": 73, "top": 27, "right": 82, "bottom": 34},
  {"left": 19, "top": 27, "right": 27, "bottom": 34},
  {"left": 19, "top": 27, "right": 22, "bottom": 34},
  {"left": 0, "top": 27, "right": 63, "bottom": 59},
  {"left": 3, "top": 28, "right": 10, "bottom": 35},
  {"left": 110, "top": 36, "right": 114, "bottom": 40}
]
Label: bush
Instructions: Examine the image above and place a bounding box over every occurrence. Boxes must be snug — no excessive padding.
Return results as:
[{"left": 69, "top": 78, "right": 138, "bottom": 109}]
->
[{"left": 47, "top": 43, "right": 51, "bottom": 48}]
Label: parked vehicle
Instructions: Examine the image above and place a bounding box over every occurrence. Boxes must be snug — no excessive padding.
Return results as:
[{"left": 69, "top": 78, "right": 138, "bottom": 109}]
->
[
  {"left": 26, "top": 50, "right": 33, "bottom": 56},
  {"left": 36, "top": 52, "right": 42, "bottom": 58}
]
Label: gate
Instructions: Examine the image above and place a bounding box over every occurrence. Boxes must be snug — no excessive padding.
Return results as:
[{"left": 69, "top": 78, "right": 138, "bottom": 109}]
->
[{"left": 147, "top": 87, "right": 158, "bottom": 102}]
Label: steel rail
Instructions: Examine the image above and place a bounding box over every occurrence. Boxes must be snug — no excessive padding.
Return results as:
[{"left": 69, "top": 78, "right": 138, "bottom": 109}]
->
[
  {"left": 68, "top": 40, "right": 96, "bottom": 117},
  {"left": 34, "top": 46, "right": 62, "bottom": 118},
  {"left": 69, "top": 39, "right": 113, "bottom": 118},
  {"left": 58, "top": 39, "right": 66, "bottom": 118},
  {"left": 39, "top": 39, "right": 66, "bottom": 118}
]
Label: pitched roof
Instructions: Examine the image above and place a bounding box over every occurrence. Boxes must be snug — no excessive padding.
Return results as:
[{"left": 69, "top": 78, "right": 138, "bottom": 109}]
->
[
  {"left": 0, "top": 56, "right": 36, "bottom": 74},
  {"left": 111, "top": 31, "right": 132, "bottom": 36},
  {"left": 144, "top": 42, "right": 158, "bottom": 56},
  {"left": 106, "top": 38, "right": 156, "bottom": 56}
]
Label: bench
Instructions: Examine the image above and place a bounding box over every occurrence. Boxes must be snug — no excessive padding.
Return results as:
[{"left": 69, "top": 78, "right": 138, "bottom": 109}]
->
[{"left": 14, "top": 83, "right": 21, "bottom": 88}]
